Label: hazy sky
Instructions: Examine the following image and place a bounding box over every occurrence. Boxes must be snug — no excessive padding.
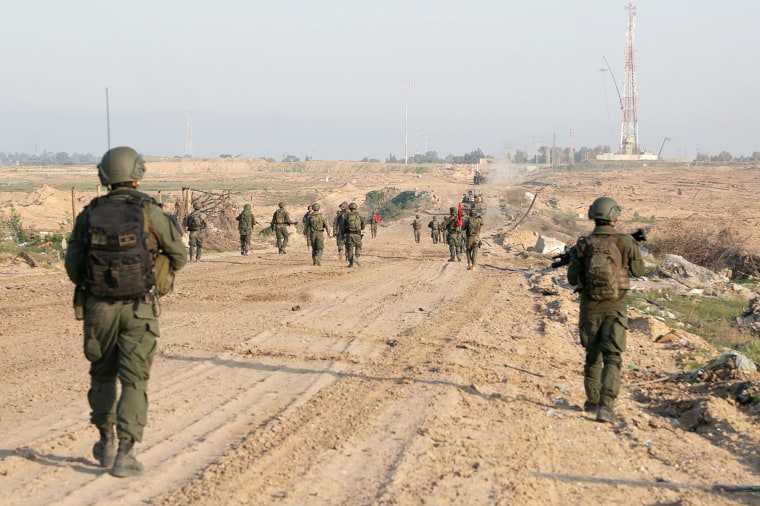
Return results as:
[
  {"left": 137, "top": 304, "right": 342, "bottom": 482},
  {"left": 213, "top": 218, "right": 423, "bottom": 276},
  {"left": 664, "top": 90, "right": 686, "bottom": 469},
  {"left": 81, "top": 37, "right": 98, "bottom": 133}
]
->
[{"left": 2, "top": 1, "right": 758, "bottom": 160}]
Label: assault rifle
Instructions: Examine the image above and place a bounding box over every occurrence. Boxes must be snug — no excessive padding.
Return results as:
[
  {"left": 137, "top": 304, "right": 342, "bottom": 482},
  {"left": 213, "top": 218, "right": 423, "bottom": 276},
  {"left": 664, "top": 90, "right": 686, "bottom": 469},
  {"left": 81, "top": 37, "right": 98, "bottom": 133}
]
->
[{"left": 550, "top": 228, "right": 647, "bottom": 269}]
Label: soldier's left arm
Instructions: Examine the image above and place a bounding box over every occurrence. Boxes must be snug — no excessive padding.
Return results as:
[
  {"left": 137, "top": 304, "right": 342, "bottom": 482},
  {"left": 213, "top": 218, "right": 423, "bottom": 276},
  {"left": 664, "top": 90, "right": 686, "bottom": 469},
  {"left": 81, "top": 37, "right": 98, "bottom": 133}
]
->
[
  {"left": 64, "top": 211, "right": 88, "bottom": 286},
  {"left": 623, "top": 234, "right": 646, "bottom": 278},
  {"left": 148, "top": 205, "right": 188, "bottom": 272}
]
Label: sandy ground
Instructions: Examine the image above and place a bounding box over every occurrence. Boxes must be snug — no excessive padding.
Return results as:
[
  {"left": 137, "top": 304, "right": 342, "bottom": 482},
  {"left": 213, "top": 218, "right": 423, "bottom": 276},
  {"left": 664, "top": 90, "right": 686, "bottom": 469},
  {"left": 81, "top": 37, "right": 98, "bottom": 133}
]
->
[{"left": 0, "top": 160, "right": 759, "bottom": 505}]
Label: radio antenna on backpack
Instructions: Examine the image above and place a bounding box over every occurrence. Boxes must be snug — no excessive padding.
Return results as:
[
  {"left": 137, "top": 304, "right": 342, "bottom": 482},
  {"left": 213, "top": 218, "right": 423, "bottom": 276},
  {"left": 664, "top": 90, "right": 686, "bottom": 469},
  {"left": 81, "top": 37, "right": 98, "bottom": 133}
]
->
[{"left": 105, "top": 87, "right": 111, "bottom": 150}]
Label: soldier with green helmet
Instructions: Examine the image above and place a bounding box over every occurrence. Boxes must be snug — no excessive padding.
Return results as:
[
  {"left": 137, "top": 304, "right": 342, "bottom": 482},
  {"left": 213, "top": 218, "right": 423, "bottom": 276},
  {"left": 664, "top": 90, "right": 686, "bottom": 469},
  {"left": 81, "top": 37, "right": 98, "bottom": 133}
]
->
[
  {"left": 411, "top": 214, "right": 422, "bottom": 244},
  {"left": 270, "top": 202, "right": 298, "bottom": 254},
  {"left": 428, "top": 215, "right": 441, "bottom": 244},
  {"left": 305, "top": 202, "right": 331, "bottom": 265},
  {"left": 567, "top": 196, "right": 645, "bottom": 423},
  {"left": 341, "top": 202, "right": 365, "bottom": 267},
  {"left": 333, "top": 201, "right": 349, "bottom": 259},
  {"left": 236, "top": 203, "right": 257, "bottom": 256},
  {"left": 184, "top": 200, "right": 207, "bottom": 261},
  {"left": 443, "top": 206, "right": 461, "bottom": 262},
  {"left": 462, "top": 209, "right": 484, "bottom": 270},
  {"left": 65, "top": 146, "right": 187, "bottom": 477}
]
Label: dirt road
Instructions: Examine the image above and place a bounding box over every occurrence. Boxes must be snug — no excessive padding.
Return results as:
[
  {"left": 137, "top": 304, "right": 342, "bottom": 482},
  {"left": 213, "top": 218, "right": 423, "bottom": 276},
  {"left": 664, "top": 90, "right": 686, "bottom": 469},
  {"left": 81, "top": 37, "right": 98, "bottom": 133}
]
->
[{"left": 1, "top": 163, "right": 759, "bottom": 505}]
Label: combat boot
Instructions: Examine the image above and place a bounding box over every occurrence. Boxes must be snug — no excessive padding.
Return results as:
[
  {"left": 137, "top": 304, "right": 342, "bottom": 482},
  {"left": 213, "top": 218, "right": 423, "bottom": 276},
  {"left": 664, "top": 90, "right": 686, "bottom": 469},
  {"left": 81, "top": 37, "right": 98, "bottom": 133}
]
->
[
  {"left": 596, "top": 406, "right": 616, "bottom": 423},
  {"left": 583, "top": 400, "right": 600, "bottom": 413},
  {"left": 111, "top": 438, "right": 143, "bottom": 478},
  {"left": 92, "top": 423, "right": 116, "bottom": 468}
]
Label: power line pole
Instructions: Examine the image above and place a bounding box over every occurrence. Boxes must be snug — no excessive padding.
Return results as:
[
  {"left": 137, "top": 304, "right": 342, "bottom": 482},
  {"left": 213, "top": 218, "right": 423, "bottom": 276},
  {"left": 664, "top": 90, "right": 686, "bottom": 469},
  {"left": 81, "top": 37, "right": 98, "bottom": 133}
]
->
[
  {"left": 185, "top": 104, "right": 193, "bottom": 158},
  {"left": 403, "top": 81, "right": 411, "bottom": 164}
]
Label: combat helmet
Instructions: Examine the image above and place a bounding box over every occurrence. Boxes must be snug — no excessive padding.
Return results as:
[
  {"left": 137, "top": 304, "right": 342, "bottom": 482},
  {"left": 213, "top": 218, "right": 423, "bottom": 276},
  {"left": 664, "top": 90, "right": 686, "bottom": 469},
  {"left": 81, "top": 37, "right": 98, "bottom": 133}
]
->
[
  {"left": 193, "top": 201, "right": 202, "bottom": 210},
  {"left": 312, "top": 202, "right": 320, "bottom": 211},
  {"left": 340, "top": 201, "right": 349, "bottom": 210},
  {"left": 97, "top": 146, "right": 145, "bottom": 187},
  {"left": 449, "top": 206, "right": 456, "bottom": 213},
  {"left": 244, "top": 203, "right": 251, "bottom": 210},
  {"left": 348, "top": 202, "right": 358, "bottom": 210},
  {"left": 588, "top": 197, "right": 622, "bottom": 222},
  {"left": 278, "top": 202, "right": 285, "bottom": 208}
]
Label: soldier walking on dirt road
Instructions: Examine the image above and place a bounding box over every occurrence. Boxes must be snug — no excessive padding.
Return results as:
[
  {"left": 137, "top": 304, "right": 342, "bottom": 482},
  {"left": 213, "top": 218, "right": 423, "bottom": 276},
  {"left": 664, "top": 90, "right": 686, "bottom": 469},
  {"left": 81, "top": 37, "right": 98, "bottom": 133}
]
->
[
  {"left": 443, "top": 207, "right": 461, "bottom": 262},
  {"left": 65, "top": 146, "right": 187, "bottom": 477},
  {"left": 185, "top": 200, "right": 207, "bottom": 261},
  {"left": 412, "top": 215, "right": 422, "bottom": 244},
  {"left": 462, "top": 209, "right": 483, "bottom": 270},
  {"left": 567, "top": 196, "right": 645, "bottom": 423},
  {"left": 236, "top": 204, "right": 256, "bottom": 256},
  {"left": 305, "top": 203, "right": 331, "bottom": 265},
  {"left": 270, "top": 202, "right": 298, "bottom": 254},
  {"left": 341, "top": 202, "right": 365, "bottom": 267}
]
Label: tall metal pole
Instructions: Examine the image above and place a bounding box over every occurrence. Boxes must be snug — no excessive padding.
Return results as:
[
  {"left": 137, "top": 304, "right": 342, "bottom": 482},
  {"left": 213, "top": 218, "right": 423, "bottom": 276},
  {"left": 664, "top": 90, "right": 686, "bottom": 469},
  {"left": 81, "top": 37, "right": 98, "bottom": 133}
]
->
[
  {"left": 105, "top": 87, "right": 111, "bottom": 151},
  {"left": 403, "top": 81, "right": 411, "bottom": 164}
]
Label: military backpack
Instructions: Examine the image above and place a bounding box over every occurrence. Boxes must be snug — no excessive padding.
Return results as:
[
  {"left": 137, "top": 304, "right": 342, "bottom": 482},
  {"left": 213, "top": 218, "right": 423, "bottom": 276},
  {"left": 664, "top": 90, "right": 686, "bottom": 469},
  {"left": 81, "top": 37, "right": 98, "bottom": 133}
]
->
[
  {"left": 84, "top": 195, "right": 155, "bottom": 300},
  {"left": 580, "top": 233, "right": 629, "bottom": 301},
  {"left": 309, "top": 212, "right": 325, "bottom": 232},
  {"left": 466, "top": 217, "right": 481, "bottom": 236},
  {"left": 345, "top": 213, "right": 362, "bottom": 233}
]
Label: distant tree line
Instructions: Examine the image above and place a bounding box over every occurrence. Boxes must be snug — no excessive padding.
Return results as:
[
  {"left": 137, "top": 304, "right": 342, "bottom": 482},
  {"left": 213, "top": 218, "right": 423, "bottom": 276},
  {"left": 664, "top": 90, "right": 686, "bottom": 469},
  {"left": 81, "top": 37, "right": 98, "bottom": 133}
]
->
[{"left": 0, "top": 151, "right": 98, "bottom": 166}]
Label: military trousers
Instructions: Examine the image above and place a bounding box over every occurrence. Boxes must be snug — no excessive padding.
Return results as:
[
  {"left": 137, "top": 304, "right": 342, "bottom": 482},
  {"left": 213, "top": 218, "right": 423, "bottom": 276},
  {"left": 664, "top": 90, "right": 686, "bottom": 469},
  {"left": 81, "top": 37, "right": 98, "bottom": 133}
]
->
[
  {"left": 274, "top": 225, "right": 289, "bottom": 253},
  {"left": 188, "top": 230, "right": 203, "bottom": 260},
  {"left": 83, "top": 297, "right": 159, "bottom": 442},
  {"left": 447, "top": 233, "right": 459, "bottom": 260},
  {"left": 579, "top": 309, "right": 627, "bottom": 409},
  {"left": 466, "top": 235, "right": 480, "bottom": 266},
  {"left": 344, "top": 232, "right": 362, "bottom": 263},
  {"left": 310, "top": 232, "right": 325, "bottom": 264}
]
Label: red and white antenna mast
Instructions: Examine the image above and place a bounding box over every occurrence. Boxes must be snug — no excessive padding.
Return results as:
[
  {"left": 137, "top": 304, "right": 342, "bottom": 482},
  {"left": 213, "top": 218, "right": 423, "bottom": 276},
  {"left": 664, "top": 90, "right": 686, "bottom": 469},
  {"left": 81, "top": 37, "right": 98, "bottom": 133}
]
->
[
  {"left": 185, "top": 104, "right": 193, "bottom": 158},
  {"left": 620, "top": 0, "right": 639, "bottom": 155}
]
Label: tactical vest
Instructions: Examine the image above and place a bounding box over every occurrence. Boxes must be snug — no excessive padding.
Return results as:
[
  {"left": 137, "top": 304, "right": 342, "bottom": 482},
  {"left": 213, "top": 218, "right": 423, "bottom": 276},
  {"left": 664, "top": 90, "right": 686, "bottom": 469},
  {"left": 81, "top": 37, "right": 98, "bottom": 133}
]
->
[{"left": 84, "top": 195, "right": 155, "bottom": 300}]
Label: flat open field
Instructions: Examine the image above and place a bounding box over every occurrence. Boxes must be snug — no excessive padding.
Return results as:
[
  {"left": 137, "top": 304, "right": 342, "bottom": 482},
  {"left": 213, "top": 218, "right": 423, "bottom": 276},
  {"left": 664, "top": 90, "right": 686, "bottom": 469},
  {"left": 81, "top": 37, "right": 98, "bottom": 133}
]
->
[{"left": 1, "top": 159, "right": 759, "bottom": 505}]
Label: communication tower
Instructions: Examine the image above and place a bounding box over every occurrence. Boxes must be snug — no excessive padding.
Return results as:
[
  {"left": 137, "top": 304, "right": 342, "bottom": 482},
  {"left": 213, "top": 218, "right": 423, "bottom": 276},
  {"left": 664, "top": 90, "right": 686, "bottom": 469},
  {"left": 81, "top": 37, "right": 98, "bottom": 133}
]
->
[{"left": 620, "top": 0, "right": 639, "bottom": 155}]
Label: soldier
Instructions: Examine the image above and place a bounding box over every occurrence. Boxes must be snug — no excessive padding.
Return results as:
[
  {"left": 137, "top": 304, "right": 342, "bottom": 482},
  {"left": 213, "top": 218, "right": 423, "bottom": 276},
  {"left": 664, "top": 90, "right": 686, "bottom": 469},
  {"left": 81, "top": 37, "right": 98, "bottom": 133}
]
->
[
  {"left": 184, "top": 200, "right": 207, "bottom": 261},
  {"left": 270, "top": 202, "right": 297, "bottom": 254},
  {"left": 412, "top": 215, "right": 422, "bottom": 244},
  {"left": 333, "top": 201, "right": 348, "bottom": 259},
  {"left": 369, "top": 210, "right": 380, "bottom": 239},
  {"left": 443, "top": 206, "right": 461, "bottom": 262},
  {"left": 236, "top": 203, "right": 256, "bottom": 256},
  {"left": 65, "top": 146, "right": 187, "bottom": 477},
  {"left": 341, "top": 202, "right": 365, "bottom": 267},
  {"left": 302, "top": 205, "right": 313, "bottom": 250},
  {"left": 305, "top": 202, "right": 331, "bottom": 265},
  {"left": 428, "top": 216, "right": 440, "bottom": 244},
  {"left": 462, "top": 209, "right": 484, "bottom": 270},
  {"left": 567, "top": 197, "right": 646, "bottom": 423}
]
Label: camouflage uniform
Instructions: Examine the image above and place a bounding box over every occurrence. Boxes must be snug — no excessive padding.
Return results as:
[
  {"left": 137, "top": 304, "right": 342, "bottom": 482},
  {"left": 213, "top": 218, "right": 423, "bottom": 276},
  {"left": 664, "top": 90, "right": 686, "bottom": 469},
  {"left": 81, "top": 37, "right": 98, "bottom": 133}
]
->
[
  {"left": 236, "top": 204, "right": 256, "bottom": 256},
  {"left": 65, "top": 146, "right": 187, "bottom": 477},
  {"left": 341, "top": 204, "right": 365, "bottom": 267},
  {"left": 428, "top": 216, "right": 441, "bottom": 244},
  {"left": 369, "top": 212, "right": 379, "bottom": 239},
  {"left": 412, "top": 215, "right": 422, "bottom": 243},
  {"left": 462, "top": 210, "right": 484, "bottom": 270},
  {"left": 302, "top": 206, "right": 313, "bottom": 250},
  {"left": 333, "top": 203, "right": 348, "bottom": 258},
  {"left": 184, "top": 206, "right": 207, "bottom": 261},
  {"left": 305, "top": 206, "right": 330, "bottom": 265},
  {"left": 567, "top": 209, "right": 645, "bottom": 421},
  {"left": 270, "top": 203, "right": 297, "bottom": 254},
  {"left": 443, "top": 208, "right": 461, "bottom": 262}
]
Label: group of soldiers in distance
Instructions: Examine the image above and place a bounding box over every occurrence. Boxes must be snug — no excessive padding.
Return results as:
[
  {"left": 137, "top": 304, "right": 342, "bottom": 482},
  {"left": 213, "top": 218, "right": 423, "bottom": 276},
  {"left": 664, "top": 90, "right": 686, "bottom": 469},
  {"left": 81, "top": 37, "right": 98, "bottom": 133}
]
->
[{"left": 185, "top": 198, "right": 484, "bottom": 270}]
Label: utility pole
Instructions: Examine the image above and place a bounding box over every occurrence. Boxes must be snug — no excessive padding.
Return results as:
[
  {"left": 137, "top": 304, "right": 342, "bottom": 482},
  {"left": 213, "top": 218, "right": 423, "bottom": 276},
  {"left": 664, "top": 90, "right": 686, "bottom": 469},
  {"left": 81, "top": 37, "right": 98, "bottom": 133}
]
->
[
  {"left": 551, "top": 129, "right": 556, "bottom": 170},
  {"left": 403, "top": 81, "right": 411, "bottom": 164},
  {"left": 569, "top": 128, "right": 575, "bottom": 165},
  {"left": 185, "top": 104, "right": 193, "bottom": 158}
]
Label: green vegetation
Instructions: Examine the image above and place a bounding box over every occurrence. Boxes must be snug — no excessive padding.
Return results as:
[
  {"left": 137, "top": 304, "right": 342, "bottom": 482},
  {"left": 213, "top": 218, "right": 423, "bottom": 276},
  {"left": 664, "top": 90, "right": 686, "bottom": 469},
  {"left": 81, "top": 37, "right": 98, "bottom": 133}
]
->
[
  {"left": 364, "top": 189, "right": 423, "bottom": 219},
  {"left": 629, "top": 290, "right": 759, "bottom": 363},
  {"left": 0, "top": 210, "right": 68, "bottom": 267}
]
